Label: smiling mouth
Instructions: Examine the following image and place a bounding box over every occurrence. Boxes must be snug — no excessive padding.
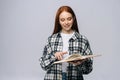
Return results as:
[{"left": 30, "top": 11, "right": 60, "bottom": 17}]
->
[
  {"left": 64, "top": 26, "right": 69, "bottom": 28},
  {"left": 64, "top": 25, "right": 70, "bottom": 28}
]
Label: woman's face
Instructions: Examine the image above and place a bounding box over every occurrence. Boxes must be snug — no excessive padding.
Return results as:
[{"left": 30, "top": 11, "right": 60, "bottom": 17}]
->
[{"left": 59, "top": 11, "right": 74, "bottom": 33}]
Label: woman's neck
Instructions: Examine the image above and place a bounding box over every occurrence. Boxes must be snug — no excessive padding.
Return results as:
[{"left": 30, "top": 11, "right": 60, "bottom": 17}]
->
[{"left": 61, "top": 29, "right": 74, "bottom": 34}]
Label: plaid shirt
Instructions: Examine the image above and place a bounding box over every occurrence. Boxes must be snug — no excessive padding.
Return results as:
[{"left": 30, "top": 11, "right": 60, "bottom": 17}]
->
[{"left": 40, "top": 31, "right": 93, "bottom": 80}]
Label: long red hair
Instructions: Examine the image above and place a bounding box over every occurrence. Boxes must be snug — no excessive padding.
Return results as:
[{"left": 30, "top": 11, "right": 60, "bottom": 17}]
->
[{"left": 52, "top": 6, "right": 79, "bottom": 34}]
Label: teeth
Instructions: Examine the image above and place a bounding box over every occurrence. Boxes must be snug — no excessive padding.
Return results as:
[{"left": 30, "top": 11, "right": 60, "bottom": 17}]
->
[
  {"left": 64, "top": 26, "right": 69, "bottom": 28},
  {"left": 65, "top": 25, "right": 69, "bottom": 27}
]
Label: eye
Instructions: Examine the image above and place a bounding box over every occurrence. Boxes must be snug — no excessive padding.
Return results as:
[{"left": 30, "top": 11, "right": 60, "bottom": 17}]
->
[
  {"left": 60, "top": 18, "right": 65, "bottom": 22},
  {"left": 67, "top": 17, "right": 72, "bottom": 21}
]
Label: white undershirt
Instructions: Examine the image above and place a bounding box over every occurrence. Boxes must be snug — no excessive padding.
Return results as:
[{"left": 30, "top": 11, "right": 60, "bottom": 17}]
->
[{"left": 61, "top": 31, "right": 74, "bottom": 72}]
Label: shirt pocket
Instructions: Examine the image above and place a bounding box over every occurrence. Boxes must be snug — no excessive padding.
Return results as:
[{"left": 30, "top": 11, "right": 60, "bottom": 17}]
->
[
  {"left": 69, "top": 41, "right": 83, "bottom": 54},
  {"left": 51, "top": 42, "right": 63, "bottom": 52}
]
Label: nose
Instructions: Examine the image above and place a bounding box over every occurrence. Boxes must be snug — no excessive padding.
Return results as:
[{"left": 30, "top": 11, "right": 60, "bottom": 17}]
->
[{"left": 64, "top": 20, "right": 69, "bottom": 24}]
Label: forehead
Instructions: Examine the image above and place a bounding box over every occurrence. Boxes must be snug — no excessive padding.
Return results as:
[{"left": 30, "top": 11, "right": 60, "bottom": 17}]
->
[{"left": 59, "top": 11, "right": 72, "bottom": 18}]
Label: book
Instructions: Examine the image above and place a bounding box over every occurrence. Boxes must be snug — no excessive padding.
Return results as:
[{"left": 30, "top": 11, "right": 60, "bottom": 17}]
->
[{"left": 54, "top": 54, "right": 101, "bottom": 64}]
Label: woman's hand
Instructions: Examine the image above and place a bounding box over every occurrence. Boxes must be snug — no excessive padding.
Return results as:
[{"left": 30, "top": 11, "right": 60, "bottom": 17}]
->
[
  {"left": 54, "top": 52, "right": 67, "bottom": 60},
  {"left": 69, "top": 59, "right": 86, "bottom": 66}
]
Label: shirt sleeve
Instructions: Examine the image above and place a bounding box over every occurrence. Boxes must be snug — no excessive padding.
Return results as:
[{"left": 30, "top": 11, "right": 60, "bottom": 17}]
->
[
  {"left": 39, "top": 37, "right": 56, "bottom": 71},
  {"left": 77, "top": 37, "right": 93, "bottom": 74}
]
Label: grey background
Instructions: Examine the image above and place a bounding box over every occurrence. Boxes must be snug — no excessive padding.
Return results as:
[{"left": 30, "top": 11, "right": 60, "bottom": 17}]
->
[{"left": 0, "top": 0, "right": 120, "bottom": 80}]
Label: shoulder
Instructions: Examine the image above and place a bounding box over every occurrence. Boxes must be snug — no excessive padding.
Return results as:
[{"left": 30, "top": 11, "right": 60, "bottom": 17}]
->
[
  {"left": 80, "top": 34, "right": 88, "bottom": 41},
  {"left": 74, "top": 32, "right": 88, "bottom": 41},
  {"left": 48, "top": 33, "right": 60, "bottom": 39},
  {"left": 47, "top": 32, "right": 61, "bottom": 42},
  {"left": 73, "top": 32, "right": 91, "bottom": 46}
]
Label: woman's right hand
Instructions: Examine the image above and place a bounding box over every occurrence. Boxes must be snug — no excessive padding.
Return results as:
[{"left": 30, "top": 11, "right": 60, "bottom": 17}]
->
[{"left": 54, "top": 52, "right": 67, "bottom": 60}]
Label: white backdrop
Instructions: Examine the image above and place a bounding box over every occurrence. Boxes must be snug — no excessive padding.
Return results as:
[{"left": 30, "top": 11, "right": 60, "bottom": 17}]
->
[{"left": 0, "top": 0, "right": 120, "bottom": 80}]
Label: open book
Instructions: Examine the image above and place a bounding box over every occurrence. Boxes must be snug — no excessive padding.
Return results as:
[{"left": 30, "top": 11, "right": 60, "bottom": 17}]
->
[{"left": 54, "top": 54, "right": 101, "bottom": 64}]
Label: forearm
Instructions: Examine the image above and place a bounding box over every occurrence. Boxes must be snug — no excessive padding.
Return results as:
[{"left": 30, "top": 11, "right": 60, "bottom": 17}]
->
[
  {"left": 40, "top": 53, "right": 56, "bottom": 71},
  {"left": 77, "top": 58, "right": 93, "bottom": 74}
]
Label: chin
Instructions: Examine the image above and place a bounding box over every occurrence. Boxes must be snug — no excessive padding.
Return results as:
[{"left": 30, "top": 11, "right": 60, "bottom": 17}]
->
[{"left": 64, "top": 27, "right": 71, "bottom": 30}]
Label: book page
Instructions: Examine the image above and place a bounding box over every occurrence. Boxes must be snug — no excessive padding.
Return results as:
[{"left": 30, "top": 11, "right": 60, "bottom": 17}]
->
[{"left": 54, "top": 54, "right": 101, "bottom": 64}]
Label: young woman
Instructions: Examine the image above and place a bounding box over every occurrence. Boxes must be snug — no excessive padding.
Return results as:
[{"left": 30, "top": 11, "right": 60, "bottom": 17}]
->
[{"left": 40, "top": 6, "right": 93, "bottom": 80}]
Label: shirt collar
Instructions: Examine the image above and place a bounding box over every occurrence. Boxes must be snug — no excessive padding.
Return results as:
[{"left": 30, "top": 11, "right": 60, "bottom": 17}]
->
[
  {"left": 71, "top": 31, "right": 80, "bottom": 41},
  {"left": 57, "top": 31, "right": 80, "bottom": 41}
]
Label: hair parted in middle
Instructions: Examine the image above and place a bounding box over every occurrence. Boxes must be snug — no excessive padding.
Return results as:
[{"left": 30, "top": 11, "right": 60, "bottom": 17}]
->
[{"left": 52, "top": 6, "right": 79, "bottom": 34}]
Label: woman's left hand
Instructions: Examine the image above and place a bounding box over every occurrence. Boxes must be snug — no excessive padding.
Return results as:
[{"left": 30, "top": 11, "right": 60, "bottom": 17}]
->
[{"left": 68, "top": 59, "right": 86, "bottom": 66}]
